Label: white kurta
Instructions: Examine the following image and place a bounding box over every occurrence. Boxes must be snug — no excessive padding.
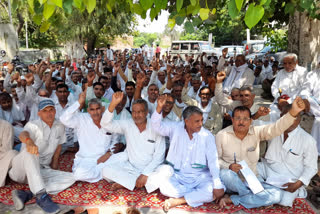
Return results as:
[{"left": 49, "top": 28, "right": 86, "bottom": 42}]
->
[
  {"left": 100, "top": 110, "right": 165, "bottom": 192},
  {"left": 257, "top": 126, "right": 318, "bottom": 206},
  {"left": 150, "top": 111, "right": 225, "bottom": 207},
  {"left": 60, "top": 102, "right": 112, "bottom": 182},
  {"left": 9, "top": 119, "right": 75, "bottom": 195},
  {"left": 270, "top": 66, "right": 307, "bottom": 121},
  {"left": 300, "top": 69, "right": 320, "bottom": 154}
]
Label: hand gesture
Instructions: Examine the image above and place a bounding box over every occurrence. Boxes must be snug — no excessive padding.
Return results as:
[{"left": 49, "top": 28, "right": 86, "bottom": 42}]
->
[
  {"left": 290, "top": 96, "right": 305, "bottom": 117},
  {"left": 111, "top": 91, "right": 124, "bottom": 106},
  {"left": 7, "top": 63, "right": 14, "bottom": 74},
  {"left": 26, "top": 139, "right": 39, "bottom": 155},
  {"left": 97, "top": 55, "right": 102, "bottom": 62},
  {"left": 256, "top": 106, "right": 270, "bottom": 117},
  {"left": 114, "top": 62, "right": 121, "bottom": 73},
  {"left": 157, "top": 94, "right": 167, "bottom": 110},
  {"left": 136, "top": 72, "right": 146, "bottom": 87},
  {"left": 25, "top": 73, "right": 34, "bottom": 86},
  {"left": 222, "top": 48, "right": 228, "bottom": 58},
  {"left": 28, "top": 64, "right": 36, "bottom": 73},
  {"left": 78, "top": 90, "right": 86, "bottom": 107},
  {"left": 184, "top": 73, "right": 192, "bottom": 84},
  {"left": 216, "top": 71, "right": 226, "bottom": 83},
  {"left": 87, "top": 71, "right": 95, "bottom": 84}
]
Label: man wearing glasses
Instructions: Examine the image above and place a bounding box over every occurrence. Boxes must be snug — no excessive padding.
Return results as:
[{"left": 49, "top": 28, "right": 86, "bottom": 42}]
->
[{"left": 215, "top": 95, "right": 306, "bottom": 209}]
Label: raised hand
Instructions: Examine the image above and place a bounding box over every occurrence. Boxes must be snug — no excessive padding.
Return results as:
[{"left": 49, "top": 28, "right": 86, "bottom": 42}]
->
[
  {"left": 87, "top": 71, "right": 96, "bottom": 84},
  {"left": 28, "top": 64, "right": 36, "bottom": 73},
  {"left": 184, "top": 73, "right": 192, "bottom": 86},
  {"left": 25, "top": 73, "right": 34, "bottom": 86},
  {"left": 136, "top": 72, "right": 146, "bottom": 87},
  {"left": 216, "top": 71, "right": 226, "bottom": 83},
  {"left": 128, "top": 61, "right": 133, "bottom": 70},
  {"left": 111, "top": 91, "right": 124, "bottom": 107},
  {"left": 222, "top": 48, "right": 228, "bottom": 58},
  {"left": 7, "top": 63, "right": 14, "bottom": 74},
  {"left": 156, "top": 94, "right": 167, "bottom": 113},
  {"left": 289, "top": 96, "right": 305, "bottom": 117},
  {"left": 256, "top": 106, "right": 270, "bottom": 117},
  {"left": 97, "top": 55, "right": 102, "bottom": 62},
  {"left": 11, "top": 72, "right": 20, "bottom": 82}
]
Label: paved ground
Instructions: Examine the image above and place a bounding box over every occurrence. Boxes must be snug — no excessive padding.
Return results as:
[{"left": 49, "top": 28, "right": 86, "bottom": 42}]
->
[{"left": 0, "top": 88, "right": 319, "bottom": 214}]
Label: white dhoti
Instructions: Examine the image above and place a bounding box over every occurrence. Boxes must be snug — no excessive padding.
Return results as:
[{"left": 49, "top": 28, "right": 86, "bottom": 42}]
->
[
  {"left": 257, "top": 161, "right": 303, "bottom": 207},
  {"left": 9, "top": 150, "right": 75, "bottom": 195},
  {"left": 158, "top": 165, "right": 214, "bottom": 207},
  {"left": 311, "top": 117, "right": 320, "bottom": 155},
  {"left": 102, "top": 152, "right": 163, "bottom": 193},
  {"left": 73, "top": 158, "right": 108, "bottom": 183}
]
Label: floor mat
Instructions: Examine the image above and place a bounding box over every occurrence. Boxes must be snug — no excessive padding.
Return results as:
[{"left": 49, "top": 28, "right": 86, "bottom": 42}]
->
[{"left": 0, "top": 152, "right": 315, "bottom": 213}]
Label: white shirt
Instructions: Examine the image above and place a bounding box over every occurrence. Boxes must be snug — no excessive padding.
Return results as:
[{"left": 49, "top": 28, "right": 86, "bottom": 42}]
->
[
  {"left": 271, "top": 65, "right": 307, "bottom": 102},
  {"left": 151, "top": 111, "right": 225, "bottom": 189},
  {"left": 100, "top": 110, "right": 165, "bottom": 176},
  {"left": 261, "top": 65, "right": 273, "bottom": 81},
  {"left": 60, "top": 102, "right": 111, "bottom": 160},
  {"left": 106, "top": 48, "right": 114, "bottom": 61},
  {"left": 263, "top": 126, "right": 318, "bottom": 189},
  {"left": 22, "top": 119, "right": 66, "bottom": 167},
  {"left": 300, "top": 69, "right": 320, "bottom": 105},
  {"left": 103, "top": 87, "right": 114, "bottom": 102}
]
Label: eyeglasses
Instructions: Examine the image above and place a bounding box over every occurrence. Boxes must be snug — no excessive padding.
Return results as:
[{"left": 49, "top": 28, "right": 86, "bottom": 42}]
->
[{"left": 233, "top": 117, "right": 251, "bottom": 122}]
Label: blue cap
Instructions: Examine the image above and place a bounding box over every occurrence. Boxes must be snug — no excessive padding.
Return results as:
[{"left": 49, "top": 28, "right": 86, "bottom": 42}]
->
[{"left": 38, "top": 99, "right": 55, "bottom": 111}]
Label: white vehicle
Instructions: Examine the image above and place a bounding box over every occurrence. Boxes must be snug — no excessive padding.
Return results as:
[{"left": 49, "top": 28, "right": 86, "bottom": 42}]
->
[{"left": 169, "top": 41, "right": 216, "bottom": 60}]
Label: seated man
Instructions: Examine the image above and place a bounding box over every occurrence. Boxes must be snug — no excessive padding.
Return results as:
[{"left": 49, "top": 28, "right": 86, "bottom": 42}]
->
[
  {"left": 150, "top": 95, "right": 225, "bottom": 211},
  {"left": 0, "top": 119, "right": 18, "bottom": 187},
  {"left": 9, "top": 99, "right": 75, "bottom": 213},
  {"left": 216, "top": 97, "right": 306, "bottom": 209},
  {"left": 258, "top": 104, "right": 318, "bottom": 207},
  {"left": 60, "top": 91, "right": 122, "bottom": 183},
  {"left": 101, "top": 92, "right": 165, "bottom": 193},
  {"left": 182, "top": 75, "right": 222, "bottom": 135}
]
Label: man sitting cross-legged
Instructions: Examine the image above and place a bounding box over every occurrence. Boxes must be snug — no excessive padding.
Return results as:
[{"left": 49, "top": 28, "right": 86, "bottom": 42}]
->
[
  {"left": 258, "top": 104, "right": 318, "bottom": 207},
  {"left": 101, "top": 92, "right": 166, "bottom": 192},
  {"left": 9, "top": 99, "right": 75, "bottom": 213},
  {"left": 216, "top": 96, "right": 306, "bottom": 209},
  {"left": 60, "top": 91, "right": 123, "bottom": 183},
  {"left": 150, "top": 94, "right": 225, "bottom": 212}
]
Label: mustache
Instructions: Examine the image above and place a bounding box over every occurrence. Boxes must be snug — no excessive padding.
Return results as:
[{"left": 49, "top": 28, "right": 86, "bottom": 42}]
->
[{"left": 238, "top": 124, "right": 245, "bottom": 127}]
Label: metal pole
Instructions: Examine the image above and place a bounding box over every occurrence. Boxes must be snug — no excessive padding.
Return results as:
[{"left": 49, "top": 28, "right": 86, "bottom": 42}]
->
[
  {"left": 25, "top": 18, "right": 28, "bottom": 49},
  {"left": 7, "top": 0, "right": 12, "bottom": 24}
]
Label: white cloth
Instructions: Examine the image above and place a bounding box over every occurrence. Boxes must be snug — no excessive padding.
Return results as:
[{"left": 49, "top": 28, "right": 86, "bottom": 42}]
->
[
  {"left": 150, "top": 111, "right": 225, "bottom": 207},
  {"left": 100, "top": 110, "right": 165, "bottom": 192},
  {"left": 261, "top": 65, "right": 273, "bottom": 81},
  {"left": 146, "top": 97, "right": 157, "bottom": 115},
  {"left": 106, "top": 48, "right": 114, "bottom": 61},
  {"left": 103, "top": 87, "right": 114, "bottom": 102},
  {"left": 257, "top": 126, "right": 318, "bottom": 206},
  {"left": 223, "top": 64, "right": 254, "bottom": 94},
  {"left": 60, "top": 102, "right": 112, "bottom": 182}
]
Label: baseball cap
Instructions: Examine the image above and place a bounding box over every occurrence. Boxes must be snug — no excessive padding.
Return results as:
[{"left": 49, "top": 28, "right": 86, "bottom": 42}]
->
[{"left": 38, "top": 99, "right": 55, "bottom": 111}]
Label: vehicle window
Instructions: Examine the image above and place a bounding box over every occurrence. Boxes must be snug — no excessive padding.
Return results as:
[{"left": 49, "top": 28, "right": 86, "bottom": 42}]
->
[
  {"left": 252, "top": 44, "right": 265, "bottom": 53},
  {"left": 171, "top": 43, "right": 179, "bottom": 50},
  {"left": 181, "top": 43, "right": 189, "bottom": 50},
  {"left": 191, "top": 43, "right": 199, "bottom": 50}
]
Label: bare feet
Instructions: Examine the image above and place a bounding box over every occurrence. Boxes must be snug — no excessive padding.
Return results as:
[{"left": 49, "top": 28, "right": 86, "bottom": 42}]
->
[
  {"left": 111, "top": 183, "right": 125, "bottom": 191},
  {"left": 219, "top": 194, "right": 232, "bottom": 208},
  {"left": 163, "top": 198, "right": 186, "bottom": 212}
]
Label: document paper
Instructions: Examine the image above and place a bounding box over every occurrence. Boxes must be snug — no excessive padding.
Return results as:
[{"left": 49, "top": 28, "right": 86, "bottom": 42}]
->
[{"left": 239, "top": 160, "right": 264, "bottom": 194}]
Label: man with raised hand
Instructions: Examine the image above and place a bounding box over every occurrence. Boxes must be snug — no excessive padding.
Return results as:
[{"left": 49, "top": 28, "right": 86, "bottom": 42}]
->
[
  {"left": 101, "top": 92, "right": 165, "bottom": 193},
  {"left": 216, "top": 96, "right": 306, "bottom": 209},
  {"left": 150, "top": 94, "right": 225, "bottom": 212}
]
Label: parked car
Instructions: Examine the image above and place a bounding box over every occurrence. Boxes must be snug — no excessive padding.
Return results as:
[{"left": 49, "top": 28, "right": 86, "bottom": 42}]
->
[
  {"left": 169, "top": 40, "right": 216, "bottom": 60},
  {"left": 245, "top": 46, "right": 287, "bottom": 62},
  {"left": 218, "top": 45, "right": 244, "bottom": 58}
]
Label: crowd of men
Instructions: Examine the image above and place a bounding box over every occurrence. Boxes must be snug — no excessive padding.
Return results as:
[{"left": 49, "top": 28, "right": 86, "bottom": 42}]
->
[{"left": 0, "top": 46, "right": 318, "bottom": 213}]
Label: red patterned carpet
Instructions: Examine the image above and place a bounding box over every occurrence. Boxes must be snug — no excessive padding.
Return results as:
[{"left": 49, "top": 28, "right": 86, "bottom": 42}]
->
[{"left": 0, "top": 152, "right": 316, "bottom": 213}]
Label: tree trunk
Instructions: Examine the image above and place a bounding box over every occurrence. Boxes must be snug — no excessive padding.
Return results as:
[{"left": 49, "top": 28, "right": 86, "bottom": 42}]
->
[
  {"left": 86, "top": 35, "right": 97, "bottom": 56},
  {"left": 287, "top": 12, "right": 320, "bottom": 70},
  {"left": 16, "top": 12, "right": 24, "bottom": 36}
]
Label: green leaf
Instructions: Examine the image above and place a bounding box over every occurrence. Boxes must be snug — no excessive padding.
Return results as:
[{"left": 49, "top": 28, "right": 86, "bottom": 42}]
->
[
  {"left": 32, "top": 14, "right": 42, "bottom": 25},
  {"left": 52, "top": 0, "right": 62, "bottom": 8},
  {"left": 199, "top": 8, "right": 210, "bottom": 20},
  {"left": 39, "top": 0, "right": 47, "bottom": 5},
  {"left": 11, "top": 0, "right": 18, "bottom": 11},
  {"left": 83, "top": 0, "right": 96, "bottom": 13},
  {"left": 40, "top": 21, "right": 51, "bottom": 32},
  {"left": 106, "top": 3, "right": 112, "bottom": 12},
  {"left": 244, "top": 4, "right": 264, "bottom": 29},
  {"left": 28, "top": 0, "right": 34, "bottom": 12},
  {"left": 192, "top": 17, "right": 202, "bottom": 26},
  {"left": 141, "top": 11, "right": 147, "bottom": 19},
  {"left": 235, "top": 0, "right": 244, "bottom": 11},
  {"left": 154, "top": 0, "right": 167, "bottom": 9},
  {"left": 175, "top": 16, "right": 185, "bottom": 25},
  {"left": 168, "top": 18, "right": 176, "bottom": 29},
  {"left": 299, "top": 0, "right": 313, "bottom": 10},
  {"left": 190, "top": 0, "right": 197, "bottom": 6},
  {"left": 260, "top": 0, "right": 268, "bottom": 5},
  {"left": 63, "top": 0, "right": 73, "bottom": 14},
  {"left": 43, "top": 1, "right": 56, "bottom": 20},
  {"left": 192, "top": 5, "right": 200, "bottom": 15},
  {"left": 284, "top": 2, "right": 295, "bottom": 14},
  {"left": 184, "top": 21, "right": 194, "bottom": 33},
  {"left": 150, "top": 7, "right": 157, "bottom": 21},
  {"left": 228, "top": 0, "right": 239, "bottom": 19},
  {"left": 133, "top": 3, "right": 143, "bottom": 15},
  {"left": 211, "top": 8, "right": 216, "bottom": 15},
  {"left": 140, "top": 0, "right": 154, "bottom": 11},
  {"left": 176, "top": 0, "right": 183, "bottom": 12},
  {"left": 73, "top": 0, "right": 83, "bottom": 9}
]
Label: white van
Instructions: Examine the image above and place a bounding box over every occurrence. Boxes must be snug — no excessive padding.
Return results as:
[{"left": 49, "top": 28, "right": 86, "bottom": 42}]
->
[{"left": 169, "top": 41, "right": 216, "bottom": 60}]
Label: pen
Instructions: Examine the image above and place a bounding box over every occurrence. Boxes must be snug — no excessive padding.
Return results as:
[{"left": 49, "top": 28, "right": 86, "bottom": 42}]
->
[{"left": 234, "top": 152, "right": 236, "bottom": 164}]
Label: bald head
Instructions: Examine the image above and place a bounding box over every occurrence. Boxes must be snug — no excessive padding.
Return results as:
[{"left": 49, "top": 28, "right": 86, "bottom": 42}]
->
[{"left": 38, "top": 89, "right": 49, "bottom": 98}]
